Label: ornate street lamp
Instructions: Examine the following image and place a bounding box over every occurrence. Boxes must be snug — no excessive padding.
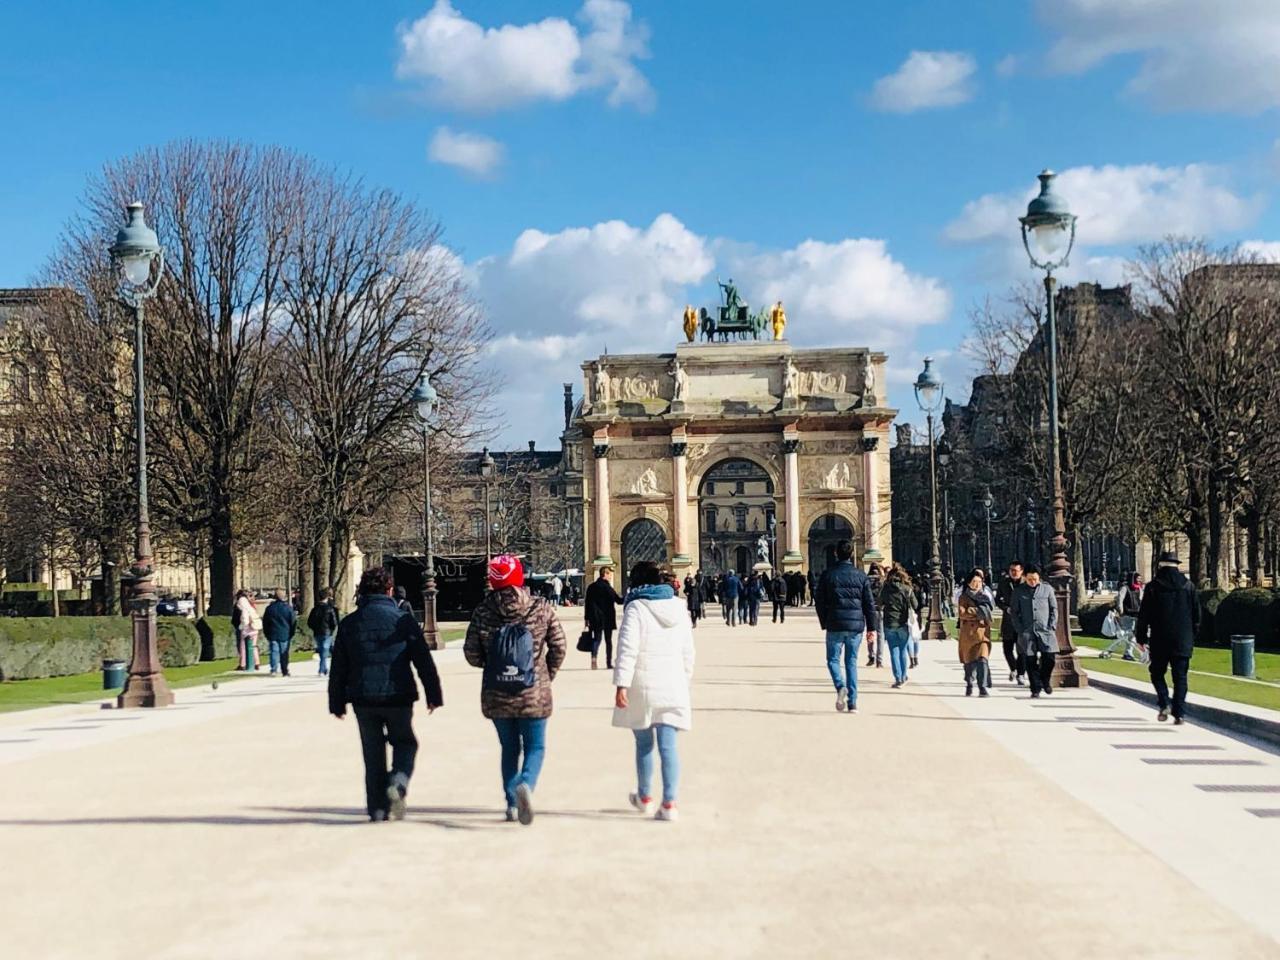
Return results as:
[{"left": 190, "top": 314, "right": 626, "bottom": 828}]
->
[
  {"left": 936, "top": 436, "right": 952, "bottom": 582},
  {"left": 479, "top": 447, "right": 496, "bottom": 588},
  {"left": 981, "top": 486, "right": 995, "bottom": 574},
  {"left": 1020, "top": 169, "right": 1085, "bottom": 685},
  {"left": 110, "top": 203, "right": 173, "bottom": 708},
  {"left": 413, "top": 371, "right": 440, "bottom": 649},
  {"left": 914, "top": 357, "right": 948, "bottom": 641}
]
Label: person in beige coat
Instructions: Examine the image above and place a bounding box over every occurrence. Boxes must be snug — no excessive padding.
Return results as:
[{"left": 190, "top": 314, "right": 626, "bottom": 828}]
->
[
  {"left": 957, "top": 569, "right": 993, "bottom": 697},
  {"left": 613, "top": 561, "right": 695, "bottom": 822}
]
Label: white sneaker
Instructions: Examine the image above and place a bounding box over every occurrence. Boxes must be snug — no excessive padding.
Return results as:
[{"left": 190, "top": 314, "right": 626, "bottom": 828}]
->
[
  {"left": 848, "top": 704, "right": 858, "bottom": 714},
  {"left": 656, "top": 803, "right": 679, "bottom": 822},
  {"left": 629, "top": 792, "right": 654, "bottom": 815},
  {"left": 386, "top": 772, "right": 408, "bottom": 821},
  {"left": 515, "top": 782, "right": 535, "bottom": 826},
  {"left": 505, "top": 806, "right": 518, "bottom": 822},
  {"left": 836, "top": 688, "right": 847, "bottom": 712}
]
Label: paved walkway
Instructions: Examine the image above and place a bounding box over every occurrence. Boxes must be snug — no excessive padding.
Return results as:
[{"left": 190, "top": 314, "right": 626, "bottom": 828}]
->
[{"left": 2, "top": 607, "right": 1279, "bottom": 959}]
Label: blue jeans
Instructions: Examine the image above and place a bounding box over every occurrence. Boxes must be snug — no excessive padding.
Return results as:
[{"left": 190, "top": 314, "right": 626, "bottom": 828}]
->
[
  {"left": 492, "top": 717, "right": 547, "bottom": 807},
  {"left": 826, "top": 630, "right": 863, "bottom": 707},
  {"left": 268, "top": 638, "right": 291, "bottom": 674},
  {"left": 885, "top": 626, "right": 911, "bottom": 682},
  {"left": 634, "top": 724, "right": 680, "bottom": 804},
  {"left": 314, "top": 633, "right": 332, "bottom": 675}
]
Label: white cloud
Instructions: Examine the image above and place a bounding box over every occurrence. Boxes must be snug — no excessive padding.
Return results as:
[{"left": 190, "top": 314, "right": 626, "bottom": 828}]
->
[
  {"left": 995, "top": 54, "right": 1019, "bottom": 78},
  {"left": 1241, "top": 240, "right": 1280, "bottom": 262},
  {"left": 1038, "top": 0, "right": 1280, "bottom": 112},
  {"left": 467, "top": 215, "right": 950, "bottom": 446},
  {"left": 427, "top": 127, "right": 505, "bottom": 177},
  {"left": 868, "top": 51, "right": 977, "bottom": 113},
  {"left": 945, "top": 163, "right": 1262, "bottom": 247},
  {"left": 396, "top": 0, "right": 653, "bottom": 112}
]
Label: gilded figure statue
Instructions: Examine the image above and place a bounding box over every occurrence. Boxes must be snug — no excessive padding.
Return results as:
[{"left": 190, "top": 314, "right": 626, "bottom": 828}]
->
[
  {"left": 770, "top": 300, "right": 786, "bottom": 340},
  {"left": 682, "top": 304, "right": 698, "bottom": 343}
]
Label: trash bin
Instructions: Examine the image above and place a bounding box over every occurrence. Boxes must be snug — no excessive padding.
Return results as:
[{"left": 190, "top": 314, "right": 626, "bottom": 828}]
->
[
  {"left": 1231, "top": 635, "right": 1256, "bottom": 679},
  {"left": 102, "top": 658, "right": 127, "bottom": 690}
]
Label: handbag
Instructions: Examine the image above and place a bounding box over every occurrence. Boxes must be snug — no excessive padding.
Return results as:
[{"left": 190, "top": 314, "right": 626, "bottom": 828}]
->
[
  {"left": 907, "top": 609, "right": 922, "bottom": 644},
  {"left": 1101, "top": 610, "right": 1119, "bottom": 639},
  {"left": 576, "top": 630, "right": 594, "bottom": 653}
]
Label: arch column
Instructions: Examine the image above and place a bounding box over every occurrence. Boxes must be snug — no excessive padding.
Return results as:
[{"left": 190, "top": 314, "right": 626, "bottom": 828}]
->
[
  {"left": 671, "top": 435, "right": 691, "bottom": 571},
  {"left": 862, "top": 435, "right": 884, "bottom": 562},
  {"left": 782, "top": 429, "right": 803, "bottom": 570},
  {"left": 591, "top": 439, "right": 614, "bottom": 571}
]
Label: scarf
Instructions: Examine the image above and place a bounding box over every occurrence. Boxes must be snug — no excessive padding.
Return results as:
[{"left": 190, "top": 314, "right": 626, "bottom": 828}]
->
[
  {"left": 962, "top": 587, "right": 994, "bottom": 624},
  {"left": 626, "top": 584, "right": 675, "bottom": 604}
]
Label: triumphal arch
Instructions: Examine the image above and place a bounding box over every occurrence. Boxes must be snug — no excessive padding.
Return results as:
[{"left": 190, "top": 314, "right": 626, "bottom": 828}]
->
[{"left": 577, "top": 313, "right": 895, "bottom": 581}]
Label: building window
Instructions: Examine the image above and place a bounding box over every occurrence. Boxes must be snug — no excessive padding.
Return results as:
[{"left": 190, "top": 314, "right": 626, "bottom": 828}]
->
[
  {"left": 766, "top": 506, "right": 776, "bottom": 530},
  {"left": 704, "top": 507, "right": 716, "bottom": 531},
  {"left": 471, "top": 514, "right": 485, "bottom": 540},
  {"left": 765, "top": 479, "right": 774, "bottom": 494},
  {"left": 549, "top": 483, "right": 559, "bottom": 496},
  {"left": 705, "top": 481, "right": 715, "bottom": 495},
  {"left": 735, "top": 480, "right": 745, "bottom": 495},
  {"left": 735, "top": 505, "right": 747, "bottom": 532}
]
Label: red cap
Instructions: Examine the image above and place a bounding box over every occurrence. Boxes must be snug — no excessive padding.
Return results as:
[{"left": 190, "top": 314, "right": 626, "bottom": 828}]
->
[{"left": 488, "top": 554, "right": 524, "bottom": 591}]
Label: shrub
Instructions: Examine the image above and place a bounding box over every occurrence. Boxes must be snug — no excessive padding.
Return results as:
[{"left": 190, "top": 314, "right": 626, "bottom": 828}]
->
[
  {"left": 1077, "top": 598, "right": 1112, "bottom": 636},
  {"left": 0, "top": 617, "right": 202, "bottom": 681},
  {"left": 1198, "top": 589, "right": 1230, "bottom": 646},
  {"left": 196, "top": 614, "right": 317, "bottom": 662},
  {"left": 1213, "top": 588, "right": 1280, "bottom": 651}
]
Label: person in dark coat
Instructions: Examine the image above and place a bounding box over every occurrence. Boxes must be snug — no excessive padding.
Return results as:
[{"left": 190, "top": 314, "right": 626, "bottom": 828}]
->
[
  {"left": 806, "top": 570, "right": 817, "bottom": 606},
  {"left": 584, "top": 566, "right": 623, "bottom": 670},
  {"left": 722, "top": 571, "right": 741, "bottom": 626},
  {"left": 770, "top": 571, "right": 788, "bottom": 623},
  {"left": 393, "top": 585, "right": 413, "bottom": 614},
  {"left": 685, "top": 572, "right": 705, "bottom": 627},
  {"left": 865, "top": 562, "right": 885, "bottom": 667},
  {"left": 307, "top": 587, "right": 340, "bottom": 675},
  {"left": 815, "top": 541, "right": 878, "bottom": 714},
  {"left": 995, "top": 561, "right": 1026, "bottom": 686},
  {"left": 1010, "top": 565, "right": 1058, "bottom": 698},
  {"left": 262, "top": 589, "right": 297, "bottom": 677},
  {"left": 328, "top": 567, "right": 443, "bottom": 822},
  {"left": 745, "top": 573, "right": 764, "bottom": 626},
  {"left": 1136, "top": 552, "right": 1201, "bottom": 724}
]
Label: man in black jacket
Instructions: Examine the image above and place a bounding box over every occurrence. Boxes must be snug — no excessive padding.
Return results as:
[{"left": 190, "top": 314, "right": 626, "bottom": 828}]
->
[
  {"left": 329, "top": 567, "right": 443, "bottom": 821},
  {"left": 815, "top": 540, "right": 877, "bottom": 714},
  {"left": 995, "top": 561, "right": 1026, "bottom": 685},
  {"left": 584, "top": 566, "right": 623, "bottom": 670},
  {"left": 1136, "top": 552, "right": 1201, "bottom": 725},
  {"left": 770, "top": 571, "right": 788, "bottom": 623}
]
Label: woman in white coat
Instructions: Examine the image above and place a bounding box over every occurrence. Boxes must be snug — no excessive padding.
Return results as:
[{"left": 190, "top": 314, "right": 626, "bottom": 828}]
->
[
  {"left": 234, "top": 589, "right": 263, "bottom": 671},
  {"left": 613, "top": 561, "right": 695, "bottom": 822}
]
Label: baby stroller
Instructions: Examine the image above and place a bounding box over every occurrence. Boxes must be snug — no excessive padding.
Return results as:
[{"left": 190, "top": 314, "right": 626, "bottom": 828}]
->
[{"left": 1098, "top": 613, "right": 1148, "bottom": 664}]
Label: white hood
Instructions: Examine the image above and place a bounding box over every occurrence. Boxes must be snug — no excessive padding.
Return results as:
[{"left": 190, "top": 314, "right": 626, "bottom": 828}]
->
[{"left": 637, "top": 596, "right": 687, "bottom": 629}]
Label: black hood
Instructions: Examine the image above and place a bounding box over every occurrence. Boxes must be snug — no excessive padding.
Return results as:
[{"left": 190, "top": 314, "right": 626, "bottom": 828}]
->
[{"left": 1151, "top": 567, "right": 1189, "bottom": 591}]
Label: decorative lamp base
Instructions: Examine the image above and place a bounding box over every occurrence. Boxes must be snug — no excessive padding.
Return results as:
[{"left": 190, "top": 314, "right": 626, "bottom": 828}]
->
[{"left": 118, "top": 672, "right": 175, "bottom": 709}]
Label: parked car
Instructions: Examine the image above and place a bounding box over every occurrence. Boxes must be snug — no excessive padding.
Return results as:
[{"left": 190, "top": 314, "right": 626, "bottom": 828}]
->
[{"left": 156, "top": 597, "right": 196, "bottom": 618}]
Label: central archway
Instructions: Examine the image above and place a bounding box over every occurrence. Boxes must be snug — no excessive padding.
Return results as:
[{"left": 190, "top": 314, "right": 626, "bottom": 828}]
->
[
  {"left": 620, "top": 518, "right": 667, "bottom": 588},
  {"left": 698, "top": 458, "right": 775, "bottom": 575},
  {"left": 808, "top": 513, "right": 854, "bottom": 575}
]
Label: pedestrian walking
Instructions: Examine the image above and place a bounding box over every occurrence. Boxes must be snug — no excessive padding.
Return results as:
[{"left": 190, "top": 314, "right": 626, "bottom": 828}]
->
[
  {"left": 612, "top": 560, "right": 695, "bottom": 822},
  {"left": 1010, "top": 564, "right": 1058, "bottom": 698},
  {"left": 686, "top": 572, "right": 705, "bottom": 628},
  {"left": 464, "top": 555, "right": 567, "bottom": 825},
  {"left": 806, "top": 571, "right": 817, "bottom": 606},
  {"left": 745, "top": 573, "right": 763, "bottom": 626},
  {"left": 995, "top": 561, "right": 1026, "bottom": 685},
  {"left": 815, "top": 540, "right": 877, "bottom": 714},
  {"left": 262, "top": 588, "right": 297, "bottom": 677},
  {"left": 551, "top": 574, "right": 564, "bottom": 606},
  {"left": 328, "top": 567, "right": 443, "bottom": 822},
  {"left": 1136, "top": 552, "right": 1200, "bottom": 725},
  {"left": 879, "top": 563, "right": 919, "bottom": 688},
  {"left": 865, "top": 562, "right": 885, "bottom": 667},
  {"left": 737, "top": 574, "right": 751, "bottom": 626},
  {"left": 958, "top": 570, "right": 994, "bottom": 697},
  {"left": 393, "top": 585, "right": 413, "bottom": 614},
  {"left": 770, "top": 570, "right": 788, "bottom": 623},
  {"left": 722, "top": 571, "right": 741, "bottom": 626},
  {"left": 307, "top": 588, "right": 340, "bottom": 675},
  {"left": 584, "top": 566, "right": 623, "bottom": 670},
  {"left": 234, "top": 589, "right": 262, "bottom": 671},
  {"left": 1115, "top": 571, "right": 1144, "bottom": 660}
]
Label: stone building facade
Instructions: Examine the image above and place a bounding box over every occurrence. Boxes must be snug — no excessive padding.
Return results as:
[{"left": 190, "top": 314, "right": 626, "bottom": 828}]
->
[{"left": 577, "top": 342, "right": 894, "bottom": 583}]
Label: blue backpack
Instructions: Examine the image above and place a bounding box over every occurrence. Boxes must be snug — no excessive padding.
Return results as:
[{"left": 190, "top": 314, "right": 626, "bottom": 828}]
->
[{"left": 483, "top": 614, "right": 537, "bottom": 692}]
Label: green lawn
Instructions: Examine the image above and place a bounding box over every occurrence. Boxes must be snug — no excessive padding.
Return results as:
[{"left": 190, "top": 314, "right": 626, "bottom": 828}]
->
[
  {"left": 1073, "top": 635, "right": 1280, "bottom": 683},
  {"left": 1080, "top": 654, "right": 1280, "bottom": 712},
  {"left": 0, "top": 626, "right": 468, "bottom": 714}
]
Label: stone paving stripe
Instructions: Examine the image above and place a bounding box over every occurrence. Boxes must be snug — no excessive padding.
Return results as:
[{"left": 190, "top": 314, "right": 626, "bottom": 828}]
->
[
  {"left": 1056, "top": 716, "right": 1146, "bottom": 722},
  {"left": 1196, "top": 784, "right": 1280, "bottom": 793},
  {"left": 1141, "top": 758, "right": 1265, "bottom": 766},
  {"left": 26, "top": 726, "right": 102, "bottom": 732},
  {"left": 1245, "top": 809, "right": 1280, "bottom": 818},
  {"left": 1111, "top": 744, "right": 1223, "bottom": 751},
  {"left": 0, "top": 738, "right": 36, "bottom": 743},
  {"left": 1077, "top": 726, "right": 1175, "bottom": 732},
  {"left": 1031, "top": 703, "right": 1112, "bottom": 708}
]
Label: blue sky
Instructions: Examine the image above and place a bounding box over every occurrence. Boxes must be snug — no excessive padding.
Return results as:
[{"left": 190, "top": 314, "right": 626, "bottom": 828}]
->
[{"left": 2, "top": 0, "right": 1278, "bottom": 445}]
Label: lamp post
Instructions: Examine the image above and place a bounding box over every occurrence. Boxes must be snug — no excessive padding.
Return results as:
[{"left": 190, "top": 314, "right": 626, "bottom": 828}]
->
[
  {"left": 413, "top": 372, "right": 440, "bottom": 649},
  {"left": 768, "top": 513, "right": 778, "bottom": 571},
  {"left": 981, "top": 486, "right": 995, "bottom": 574},
  {"left": 110, "top": 203, "right": 173, "bottom": 709},
  {"left": 1019, "top": 169, "right": 1085, "bottom": 686},
  {"left": 914, "top": 358, "right": 948, "bottom": 641},
  {"left": 479, "top": 448, "right": 495, "bottom": 587},
  {"left": 937, "top": 437, "right": 952, "bottom": 582}
]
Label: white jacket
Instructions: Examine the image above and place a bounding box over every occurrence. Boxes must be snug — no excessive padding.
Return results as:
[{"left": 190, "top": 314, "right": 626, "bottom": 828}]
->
[
  {"left": 236, "top": 595, "right": 263, "bottom": 634},
  {"left": 612, "top": 596, "right": 695, "bottom": 731}
]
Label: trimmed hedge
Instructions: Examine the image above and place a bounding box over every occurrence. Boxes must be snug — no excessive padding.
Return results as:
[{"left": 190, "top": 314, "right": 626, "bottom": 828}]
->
[
  {"left": 196, "top": 614, "right": 317, "bottom": 663},
  {"left": 1198, "top": 589, "right": 1230, "bottom": 647},
  {"left": 1213, "top": 588, "right": 1280, "bottom": 651},
  {"left": 1077, "top": 599, "right": 1112, "bottom": 636},
  {"left": 0, "top": 617, "right": 201, "bottom": 681}
]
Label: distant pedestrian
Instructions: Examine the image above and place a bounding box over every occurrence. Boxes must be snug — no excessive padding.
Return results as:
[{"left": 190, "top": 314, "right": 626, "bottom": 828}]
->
[
  {"left": 307, "top": 587, "right": 340, "bottom": 675},
  {"left": 815, "top": 540, "right": 877, "bottom": 714},
  {"left": 328, "top": 567, "right": 443, "bottom": 822},
  {"left": 262, "top": 588, "right": 298, "bottom": 677},
  {"left": 995, "top": 561, "right": 1026, "bottom": 686},
  {"left": 865, "top": 562, "right": 885, "bottom": 667},
  {"left": 234, "top": 589, "right": 262, "bottom": 671},
  {"left": 686, "top": 572, "right": 705, "bottom": 628},
  {"left": 745, "top": 573, "right": 763, "bottom": 626},
  {"left": 584, "top": 566, "right": 623, "bottom": 670},
  {"left": 958, "top": 570, "right": 993, "bottom": 697},
  {"left": 722, "top": 571, "right": 741, "bottom": 627},
  {"left": 464, "top": 555, "right": 567, "bottom": 825},
  {"left": 1116, "top": 572, "right": 1144, "bottom": 660},
  {"left": 1136, "top": 552, "right": 1201, "bottom": 725},
  {"left": 613, "top": 560, "right": 695, "bottom": 822},
  {"left": 770, "top": 570, "right": 788, "bottom": 623},
  {"left": 806, "top": 571, "right": 817, "bottom": 606},
  {"left": 1011, "top": 565, "right": 1058, "bottom": 698},
  {"left": 551, "top": 574, "right": 564, "bottom": 606},
  {"left": 879, "top": 563, "right": 919, "bottom": 687},
  {"left": 393, "top": 585, "right": 413, "bottom": 614}
]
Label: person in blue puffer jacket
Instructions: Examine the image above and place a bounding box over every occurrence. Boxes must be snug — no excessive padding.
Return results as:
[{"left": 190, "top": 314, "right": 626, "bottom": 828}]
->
[{"left": 815, "top": 540, "right": 878, "bottom": 714}]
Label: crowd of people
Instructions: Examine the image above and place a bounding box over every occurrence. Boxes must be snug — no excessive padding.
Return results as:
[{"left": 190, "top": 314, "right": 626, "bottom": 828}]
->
[{"left": 314, "top": 534, "right": 1200, "bottom": 824}]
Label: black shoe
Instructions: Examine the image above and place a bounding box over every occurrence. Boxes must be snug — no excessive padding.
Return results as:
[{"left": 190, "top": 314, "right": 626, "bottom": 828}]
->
[
  {"left": 866, "top": 657, "right": 875, "bottom": 667},
  {"left": 369, "top": 809, "right": 389, "bottom": 822},
  {"left": 979, "top": 686, "right": 990, "bottom": 698},
  {"left": 1157, "top": 707, "right": 1169, "bottom": 722},
  {"left": 1173, "top": 716, "right": 1185, "bottom": 726},
  {"left": 965, "top": 684, "right": 973, "bottom": 697},
  {"left": 1030, "top": 690, "right": 1041, "bottom": 698}
]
